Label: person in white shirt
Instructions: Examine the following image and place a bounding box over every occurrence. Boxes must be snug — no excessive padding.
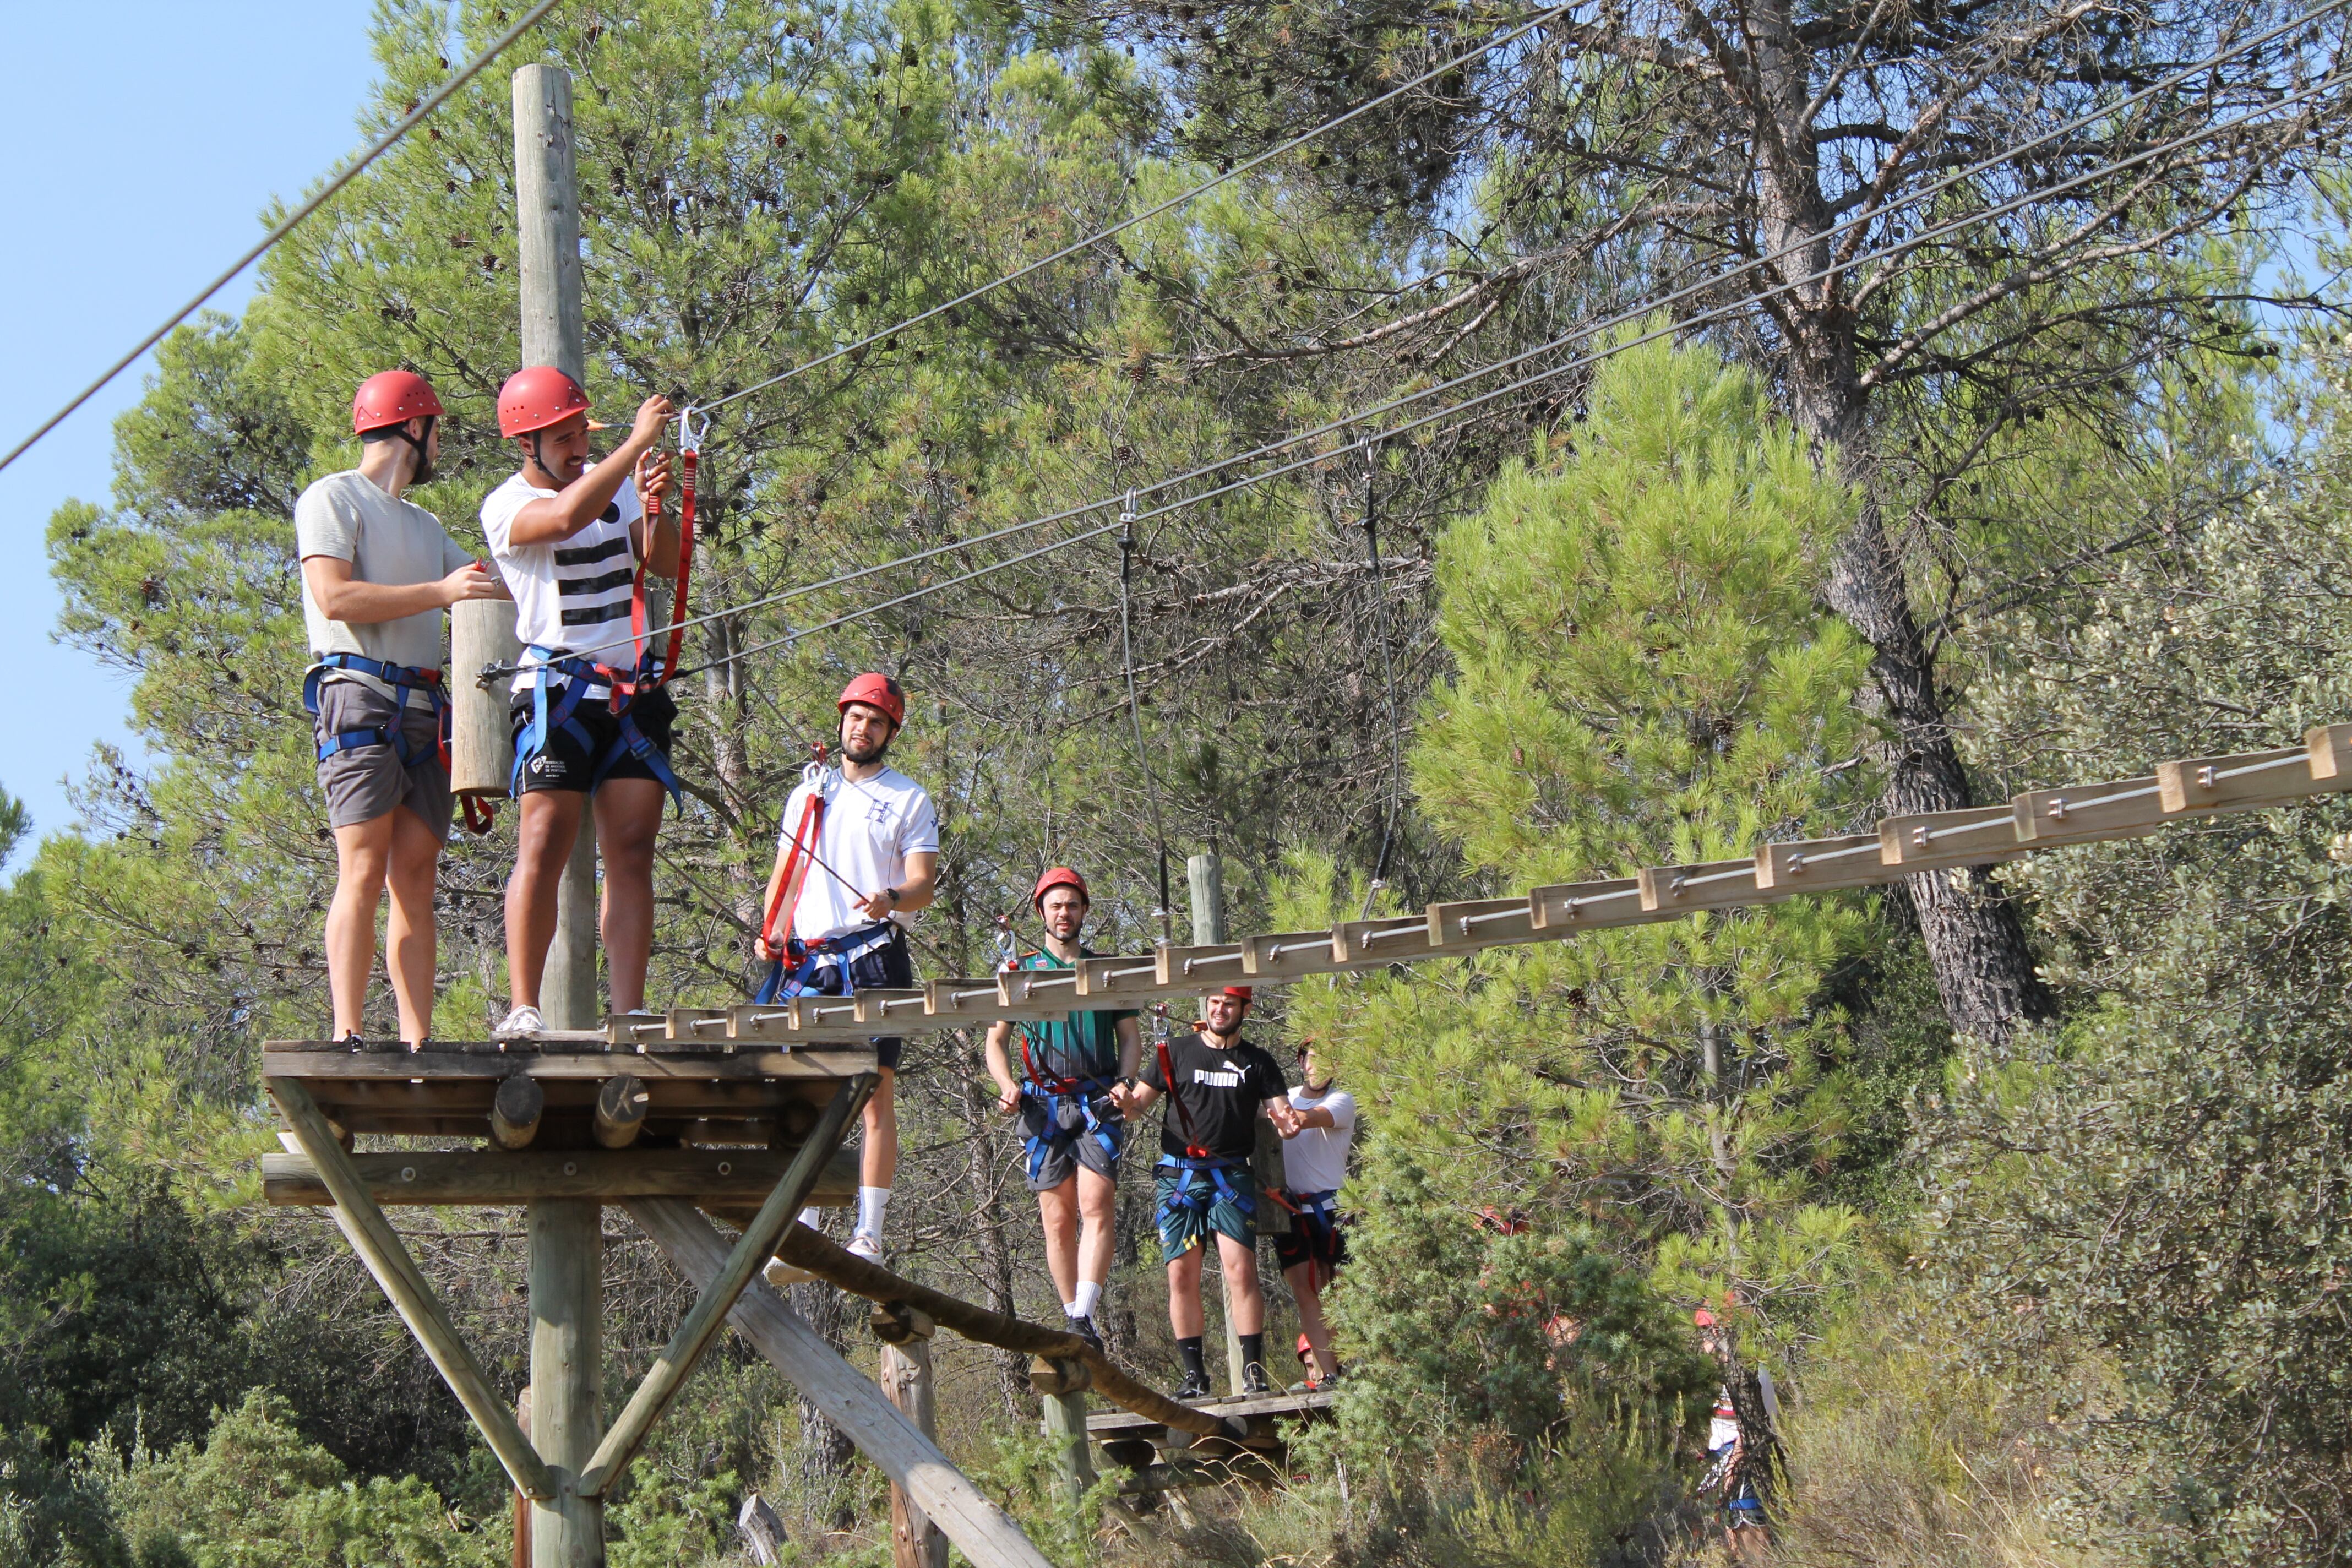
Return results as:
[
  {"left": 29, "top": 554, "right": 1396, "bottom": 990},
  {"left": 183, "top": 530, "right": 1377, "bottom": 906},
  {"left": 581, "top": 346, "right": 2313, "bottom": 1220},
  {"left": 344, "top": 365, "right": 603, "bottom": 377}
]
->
[
  {"left": 479, "top": 366, "right": 677, "bottom": 1038},
  {"left": 756, "top": 673, "right": 939, "bottom": 1262},
  {"left": 1274, "top": 1041, "right": 1357, "bottom": 1389},
  {"left": 297, "top": 370, "right": 507, "bottom": 1046}
]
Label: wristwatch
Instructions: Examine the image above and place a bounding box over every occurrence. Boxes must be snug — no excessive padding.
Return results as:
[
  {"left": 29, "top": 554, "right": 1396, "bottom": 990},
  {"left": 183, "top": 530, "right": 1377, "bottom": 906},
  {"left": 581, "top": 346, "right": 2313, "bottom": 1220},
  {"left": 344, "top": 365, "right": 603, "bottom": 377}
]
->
[{"left": 883, "top": 886, "right": 900, "bottom": 906}]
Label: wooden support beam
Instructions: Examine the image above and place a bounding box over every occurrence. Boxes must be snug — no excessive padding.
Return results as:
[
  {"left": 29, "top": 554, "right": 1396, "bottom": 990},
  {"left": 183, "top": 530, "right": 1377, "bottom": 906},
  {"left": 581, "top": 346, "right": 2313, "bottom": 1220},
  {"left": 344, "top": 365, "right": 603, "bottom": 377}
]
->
[
  {"left": 2157, "top": 745, "right": 2343, "bottom": 815},
  {"left": 266, "top": 1076, "right": 556, "bottom": 1502},
  {"left": 592, "top": 1075, "right": 648, "bottom": 1150},
  {"left": 1424, "top": 896, "right": 1545, "bottom": 953},
  {"left": 1156, "top": 943, "right": 1248, "bottom": 986},
  {"left": 882, "top": 1337, "right": 948, "bottom": 1568},
  {"left": 2011, "top": 776, "right": 2166, "bottom": 848},
  {"left": 922, "top": 978, "right": 1071, "bottom": 1025},
  {"left": 1074, "top": 953, "right": 1168, "bottom": 999},
  {"left": 264, "top": 1046, "right": 875, "bottom": 1080},
  {"left": 1031, "top": 1358, "right": 1095, "bottom": 1511},
  {"left": 1877, "top": 807, "right": 2027, "bottom": 874},
  {"left": 1239, "top": 930, "right": 1353, "bottom": 981},
  {"left": 858, "top": 988, "right": 931, "bottom": 1027},
  {"left": 582, "top": 1077, "right": 873, "bottom": 1498},
  {"left": 1754, "top": 834, "right": 1894, "bottom": 893},
  {"left": 662, "top": 1008, "right": 735, "bottom": 1044},
  {"left": 2306, "top": 722, "right": 2352, "bottom": 781},
  {"left": 1637, "top": 859, "right": 1788, "bottom": 915},
  {"left": 490, "top": 1075, "right": 545, "bottom": 1151},
  {"left": 629, "top": 1199, "right": 1057, "bottom": 1568},
  {"left": 262, "top": 1147, "right": 859, "bottom": 1208}
]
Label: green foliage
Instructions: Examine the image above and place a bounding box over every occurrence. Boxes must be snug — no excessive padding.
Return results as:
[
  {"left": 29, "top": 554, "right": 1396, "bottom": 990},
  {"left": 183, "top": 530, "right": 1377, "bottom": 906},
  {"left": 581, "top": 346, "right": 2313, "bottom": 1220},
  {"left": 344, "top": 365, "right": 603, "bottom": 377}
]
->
[
  {"left": 1329, "top": 1144, "right": 1712, "bottom": 1453},
  {"left": 89, "top": 1390, "right": 505, "bottom": 1568}
]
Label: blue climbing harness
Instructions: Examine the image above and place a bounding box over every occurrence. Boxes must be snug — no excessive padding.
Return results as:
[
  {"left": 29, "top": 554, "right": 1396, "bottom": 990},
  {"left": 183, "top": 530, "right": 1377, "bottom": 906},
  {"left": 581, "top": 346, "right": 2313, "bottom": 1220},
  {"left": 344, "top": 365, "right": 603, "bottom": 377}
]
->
[
  {"left": 1155, "top": 1152, "right": 1257, "bottom": 1222},
  {"left": 509, "top": 645, "right": 681, "bottom": 809},
  {"left": 1018, "top": 1070, "right": 1122, "bottom": 1185},
  {"left": 753, "top": 917, "right": 901, "bottom": 1008},
  {"left": 304, "top": 654, "right": 448, "bottom": 769}
]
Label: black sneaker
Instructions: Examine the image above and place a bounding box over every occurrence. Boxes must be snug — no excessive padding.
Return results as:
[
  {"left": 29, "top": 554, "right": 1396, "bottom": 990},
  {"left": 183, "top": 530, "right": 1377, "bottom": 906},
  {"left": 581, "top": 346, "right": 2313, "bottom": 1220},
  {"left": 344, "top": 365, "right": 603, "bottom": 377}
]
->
[
  {"left": 1169, "top": 1371, "right": 1211, "bottom": 1402},
  {"left": 1242, "top": 1360, "right": 1272, "bottom": 1395},
  {"left": 1068, "top": 1315, "right": 1104, "bottom": 1354}
]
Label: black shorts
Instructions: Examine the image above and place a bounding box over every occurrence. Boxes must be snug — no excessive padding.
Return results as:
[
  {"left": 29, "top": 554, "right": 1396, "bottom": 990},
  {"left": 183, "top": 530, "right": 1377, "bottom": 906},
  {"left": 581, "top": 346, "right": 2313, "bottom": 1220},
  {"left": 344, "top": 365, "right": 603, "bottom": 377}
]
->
[
  {"left": 791, "top": 927, "right": 914, "bottom": 1071},
  {"left": 510, "top": 685, "right": 676, "bottom": 795},
  {"left": 1273, "top": 1201, "right": 1348, "bottom": 1282}
]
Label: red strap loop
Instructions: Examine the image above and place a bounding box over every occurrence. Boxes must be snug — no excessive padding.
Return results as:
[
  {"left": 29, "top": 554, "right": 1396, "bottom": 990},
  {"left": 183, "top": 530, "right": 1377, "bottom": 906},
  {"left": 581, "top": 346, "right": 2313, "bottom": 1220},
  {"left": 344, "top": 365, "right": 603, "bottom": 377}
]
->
[{"left": 760, "top": 787, "right": 825, "bottom": 960}]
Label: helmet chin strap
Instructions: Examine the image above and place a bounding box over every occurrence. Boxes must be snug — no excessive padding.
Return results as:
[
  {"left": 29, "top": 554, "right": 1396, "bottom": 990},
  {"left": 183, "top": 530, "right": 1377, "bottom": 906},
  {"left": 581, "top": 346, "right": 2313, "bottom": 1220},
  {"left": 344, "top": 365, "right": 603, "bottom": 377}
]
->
[{"left": 399, "top": 416, "right": 435, "bottom": 483}]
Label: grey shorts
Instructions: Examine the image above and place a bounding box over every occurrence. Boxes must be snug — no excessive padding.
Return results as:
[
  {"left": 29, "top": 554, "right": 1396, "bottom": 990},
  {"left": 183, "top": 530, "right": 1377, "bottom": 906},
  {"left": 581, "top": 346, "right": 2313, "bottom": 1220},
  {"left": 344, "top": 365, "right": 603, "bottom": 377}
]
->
[{"left": 314, "top": 679, "right": 453, "bottom": 841}]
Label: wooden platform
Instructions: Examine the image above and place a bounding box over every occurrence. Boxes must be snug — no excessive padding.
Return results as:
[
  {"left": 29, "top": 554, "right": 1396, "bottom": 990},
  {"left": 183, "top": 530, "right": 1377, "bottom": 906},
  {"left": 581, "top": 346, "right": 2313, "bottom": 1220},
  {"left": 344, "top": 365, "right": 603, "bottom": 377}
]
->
[
  {"left": 263, "top": 1039, "right": 875, "bottom": 1142},
  {"left": 1087, "top": 1387, "right": 1335, "bottom": 1455}
]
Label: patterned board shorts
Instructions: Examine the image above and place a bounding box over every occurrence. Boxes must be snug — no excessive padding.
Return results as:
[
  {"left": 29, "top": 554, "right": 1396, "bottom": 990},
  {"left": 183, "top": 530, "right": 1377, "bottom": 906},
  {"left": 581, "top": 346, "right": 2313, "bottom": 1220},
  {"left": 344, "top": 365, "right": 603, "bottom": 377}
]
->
[{"left": 1155, "top": 1161, "right": 1257, "bottom": 1261}]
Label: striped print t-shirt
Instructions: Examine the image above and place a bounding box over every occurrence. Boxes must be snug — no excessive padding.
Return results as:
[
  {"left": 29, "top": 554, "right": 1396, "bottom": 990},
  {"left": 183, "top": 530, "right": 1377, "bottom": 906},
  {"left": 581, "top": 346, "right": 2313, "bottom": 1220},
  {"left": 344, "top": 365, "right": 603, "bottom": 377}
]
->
[{"left": 482, "top": 470, "right": 647, "bottom": 698}]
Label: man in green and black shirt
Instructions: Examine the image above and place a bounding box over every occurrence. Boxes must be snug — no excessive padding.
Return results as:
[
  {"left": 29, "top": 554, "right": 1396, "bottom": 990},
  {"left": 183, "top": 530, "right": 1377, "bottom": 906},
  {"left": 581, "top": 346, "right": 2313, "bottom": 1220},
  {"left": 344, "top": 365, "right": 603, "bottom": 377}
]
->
[{"left": 984, "top": 867, "right": 1141, "bottom": 1352}]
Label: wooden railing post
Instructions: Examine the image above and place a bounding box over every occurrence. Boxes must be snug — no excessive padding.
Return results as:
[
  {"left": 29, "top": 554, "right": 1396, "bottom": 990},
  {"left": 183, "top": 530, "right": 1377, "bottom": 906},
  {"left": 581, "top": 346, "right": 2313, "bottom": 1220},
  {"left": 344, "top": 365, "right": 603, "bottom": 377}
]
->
[
  {"left": 875, "top": 1303, "right": 948, "bottom": 1568},
  {"left": 1031, "top": 1357, "right": 1096, "bottom": 1512}
]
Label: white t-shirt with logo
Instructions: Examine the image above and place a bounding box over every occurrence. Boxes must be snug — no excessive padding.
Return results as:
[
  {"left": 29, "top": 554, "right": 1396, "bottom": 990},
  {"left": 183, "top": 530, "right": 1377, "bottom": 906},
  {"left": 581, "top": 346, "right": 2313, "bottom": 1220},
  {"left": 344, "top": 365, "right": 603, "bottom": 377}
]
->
[
  {"left": 296, "top": 470, "right": 473, "bottom": 707},
  {"left": 481, "top": 471, "right": 647, "bottom": 698},
  {"left": 1282, "top": 1084, "right": 1358, "bottom": 1196},
  {"left": 777, "top": 765, "right": 941, "bottom": 942}
]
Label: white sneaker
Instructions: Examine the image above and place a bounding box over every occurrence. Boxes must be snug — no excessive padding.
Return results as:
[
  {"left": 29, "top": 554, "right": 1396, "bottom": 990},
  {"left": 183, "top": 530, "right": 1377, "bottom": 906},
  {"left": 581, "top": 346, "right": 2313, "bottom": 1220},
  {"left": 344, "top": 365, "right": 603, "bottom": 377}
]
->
[
  {"left": 846, "top": 1232, "right": 884, "bottom": 1264},
  {"left": 492, "top": 1005, "right": 543, "bottom": 1041},
  {"left": 763, "top": 1259, "right": 815, "bottom": 1289}
]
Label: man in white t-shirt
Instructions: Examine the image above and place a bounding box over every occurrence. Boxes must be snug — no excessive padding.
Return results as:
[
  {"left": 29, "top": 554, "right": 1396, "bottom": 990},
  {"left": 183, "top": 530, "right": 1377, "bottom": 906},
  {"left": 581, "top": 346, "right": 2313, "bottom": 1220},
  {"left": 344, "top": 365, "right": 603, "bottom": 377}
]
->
[
  {"left": 1273, "top": 1039, "right": 1357, "bottom": 1389},
  {"left": 297, "top": 369, "right": 507, "bottom": 1046},
  {"left": 480, "top": 366, "right": 677, "bottom": 1038},
  {"left": 757, "top": 673, "right": 939, "bottom": 1263}
]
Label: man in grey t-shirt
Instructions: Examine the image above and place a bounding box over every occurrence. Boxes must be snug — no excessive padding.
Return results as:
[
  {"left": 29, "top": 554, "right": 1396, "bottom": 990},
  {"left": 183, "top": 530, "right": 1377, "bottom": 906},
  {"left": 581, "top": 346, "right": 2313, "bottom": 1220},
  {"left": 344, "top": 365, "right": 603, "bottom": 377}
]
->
[{"left": 297, "top": 370, "right": 506, "bottom": 1046}]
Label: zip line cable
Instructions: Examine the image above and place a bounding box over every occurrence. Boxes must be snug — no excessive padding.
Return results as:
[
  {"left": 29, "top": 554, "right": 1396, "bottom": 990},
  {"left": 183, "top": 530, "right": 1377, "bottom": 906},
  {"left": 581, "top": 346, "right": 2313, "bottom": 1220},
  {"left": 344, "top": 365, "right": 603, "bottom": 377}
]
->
[
  {"left": 0, "top": 0, "right": 568, "bottom": 478},
  {"left": 638, "top": 50, "right": 2347, "bottom": 688},
  {"left": 688, "top": 4, "right": 1571, "bottom": 418},
  {"left": 540, "top": 0, "right": 2342, "bottom": 677}
]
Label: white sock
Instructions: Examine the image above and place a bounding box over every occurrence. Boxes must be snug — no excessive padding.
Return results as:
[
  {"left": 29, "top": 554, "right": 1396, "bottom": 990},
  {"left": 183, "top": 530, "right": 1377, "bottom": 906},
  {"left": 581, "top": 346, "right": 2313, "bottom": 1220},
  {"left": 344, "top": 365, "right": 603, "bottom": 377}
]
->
[
  {"left": 1071, "top": 1280, "right": 1102, "bottom": 1319},
  {"left": 797, "top": 1206, "right": 822, "bottom": 1230},
  {"left": 857, "top": 1185, "right": 891, "bottom": 1239},
  {"left": 1064, "top": 1298, "right": 1086, "bottom": 1318}
]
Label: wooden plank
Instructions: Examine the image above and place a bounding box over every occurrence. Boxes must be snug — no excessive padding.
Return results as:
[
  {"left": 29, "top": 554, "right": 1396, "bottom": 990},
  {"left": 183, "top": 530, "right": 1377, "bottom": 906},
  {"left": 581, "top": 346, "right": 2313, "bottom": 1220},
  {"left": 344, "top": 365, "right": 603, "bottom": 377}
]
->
[
  {"left": 261, "top": 1147, "right": 861, "bottom": 1207},
  {"left": 629, "top": 1199, "right": 1058, "bottom": 1568},
  {"left": 1877, "top": 807, "right": 2027, "bottom": 873},
  {"left": 1000, "top": 967, "right": 1082, "bottom": 1008},
  {"left": 663, "top": 1008, "right": 737, "bottom": 1046},
  {"left": 922, "top": 977, "right": 1070, "bottom": 1025},
  {"left": 1527, "top": 878, "right": 1668, "bottom": 932},
  {"left": 858, "top": 988, "right": 932, "bottom": 1027},
  {"left": 1074, "top": 953, "right": 1168, "bottom": 1000},
  {"left": 1330, "top": 916, "right": 1434, "bottom": 965},
  {"left": 1239, "top": 930, "right": 1354, "bottom": 981},
  {"left": 1155, "top": 943, "right": 1248, "bottom": 986},
  {"left": 2011, "top": 776, "right": 2165, "bottom": 847},
  {"left": 583, "top": 1077, "right": 873, "bottom": 1497},
  {"left": 2157, "top": 745, "right": 2343, "bottom": 814},
  {"left": 266, "top": 1077, "right": 557, "bottom": 1501},
  {"left": 1424, "top": 896, "right": 1543, "bottom": 954},
  {"left": 1087, "top": 1388, "right": 1337, "bottom": 1433},
  {"left": 264, "top": 1047, "right": 876, "bottom": 1080},
  {"left": 1753, "top": 834, "right": 1896, "bottom": 893},
  {"left": 2307, "top": 723, "right": 2352, "bottom": 781},
  {"left": 1637, "top": 859, "right": 1789, "bottom": 915}
]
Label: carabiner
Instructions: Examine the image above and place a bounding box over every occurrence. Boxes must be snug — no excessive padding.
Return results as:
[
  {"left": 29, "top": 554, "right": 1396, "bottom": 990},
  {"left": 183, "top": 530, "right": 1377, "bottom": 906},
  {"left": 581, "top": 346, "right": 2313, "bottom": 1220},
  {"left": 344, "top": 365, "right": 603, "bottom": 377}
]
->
[{"left": 677, "top": 405, "right": 711, "bottom": 455}]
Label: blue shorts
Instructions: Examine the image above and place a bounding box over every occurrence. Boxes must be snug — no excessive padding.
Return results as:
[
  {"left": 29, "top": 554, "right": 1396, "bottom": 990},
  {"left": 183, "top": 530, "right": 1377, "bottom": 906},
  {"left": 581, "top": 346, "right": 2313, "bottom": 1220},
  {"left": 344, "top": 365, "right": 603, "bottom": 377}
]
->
[{"left": 1156, "top": 1161, "right": 1257, "bottom": 1260}]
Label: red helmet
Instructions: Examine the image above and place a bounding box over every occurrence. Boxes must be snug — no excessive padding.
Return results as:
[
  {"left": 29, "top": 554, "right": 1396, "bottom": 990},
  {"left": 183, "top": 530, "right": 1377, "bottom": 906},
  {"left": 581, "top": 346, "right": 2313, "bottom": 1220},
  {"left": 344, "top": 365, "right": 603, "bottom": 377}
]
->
[
  {"left": 1221, "top": 986, "right": 1253, "bottom": 1003},
  {"left": 497, "top": 366, "right": 596, "bottom": 438},
  {"left": 352, "top": 369, "right": 443, "bottom": 434},
  {"left": 1032, "top": 867, "right": 1090, "bottom": 909},
  {"left": 838, "top": 672, "right": 906, "bottom": 729}
]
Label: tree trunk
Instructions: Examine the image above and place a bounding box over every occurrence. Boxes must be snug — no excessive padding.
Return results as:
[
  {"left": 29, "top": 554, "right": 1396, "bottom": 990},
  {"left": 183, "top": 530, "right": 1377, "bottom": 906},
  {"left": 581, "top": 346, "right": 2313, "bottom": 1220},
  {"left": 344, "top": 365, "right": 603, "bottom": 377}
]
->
[
  {"left": 1746, "top": 0, "right": 2055, "bottom": 1047},
  {"left": 957, "top": 1056, "right": 1032, "bottom": 1420}
]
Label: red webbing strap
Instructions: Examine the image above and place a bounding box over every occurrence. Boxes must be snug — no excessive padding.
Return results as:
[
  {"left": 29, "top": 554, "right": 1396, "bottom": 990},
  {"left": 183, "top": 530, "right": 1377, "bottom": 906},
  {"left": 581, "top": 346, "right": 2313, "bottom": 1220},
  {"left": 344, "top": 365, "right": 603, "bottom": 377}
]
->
[
  {"left": 759, "top": 789, "right": 825, "bottom": 959},
  {"left": 1153, "top": 1035, "right": 1211, "bottom": 1161},
  {"left": 662, "top": 443, "right": 698, "bottom": 683}
]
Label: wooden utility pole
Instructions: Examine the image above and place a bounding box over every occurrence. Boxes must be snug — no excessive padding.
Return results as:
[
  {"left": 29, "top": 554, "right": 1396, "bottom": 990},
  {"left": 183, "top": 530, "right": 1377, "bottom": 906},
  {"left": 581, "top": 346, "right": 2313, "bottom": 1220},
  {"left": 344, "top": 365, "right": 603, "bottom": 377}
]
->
[
  {"left": 516, "top": 60, "right": 605, "bottom": 1568},
  {"left": 515, "top": 60, "right": 598, "bottom": 1035},
  {"left": 1185, "top": 852, "right": 1249, "bottom": 1397}
]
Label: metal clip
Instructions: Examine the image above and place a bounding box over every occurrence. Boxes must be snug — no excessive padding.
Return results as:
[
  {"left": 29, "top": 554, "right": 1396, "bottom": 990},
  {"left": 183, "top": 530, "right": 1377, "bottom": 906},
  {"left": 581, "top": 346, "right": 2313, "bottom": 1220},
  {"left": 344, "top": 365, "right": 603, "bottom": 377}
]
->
[
  {"left": 677, "top": 405, "right": 710, "bottom": 455},
  {"left": 2196, "top": 765, "right": 2218, "bottom": 790},
  {"left": 2046, "top": 798, "right": 2070, "bottom": 821}
]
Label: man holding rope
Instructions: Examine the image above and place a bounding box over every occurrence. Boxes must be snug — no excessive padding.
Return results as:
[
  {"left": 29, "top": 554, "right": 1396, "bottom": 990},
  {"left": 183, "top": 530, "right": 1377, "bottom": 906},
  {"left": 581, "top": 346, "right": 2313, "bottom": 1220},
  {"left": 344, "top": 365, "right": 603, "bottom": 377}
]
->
[
  {"left": 483, "top": 368, "right": 676, "bottom": 1038},
  {"left": 758, "top": 673, "right": 938, "bottom": 1262},
  {"left": 1113, "top": 986, "right": 1298, "bottom": 1398},
  {"left": 983, "top": 867, "right": 1141, "bottom": 1352}
]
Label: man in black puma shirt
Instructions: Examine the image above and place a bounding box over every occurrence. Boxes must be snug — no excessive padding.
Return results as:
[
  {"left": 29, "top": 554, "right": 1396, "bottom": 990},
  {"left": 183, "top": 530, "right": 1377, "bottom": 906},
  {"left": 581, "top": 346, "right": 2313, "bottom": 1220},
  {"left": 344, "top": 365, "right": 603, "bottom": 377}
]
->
[{"left": 1113, "top": 986, "right": 1297, "bottom": 1398}]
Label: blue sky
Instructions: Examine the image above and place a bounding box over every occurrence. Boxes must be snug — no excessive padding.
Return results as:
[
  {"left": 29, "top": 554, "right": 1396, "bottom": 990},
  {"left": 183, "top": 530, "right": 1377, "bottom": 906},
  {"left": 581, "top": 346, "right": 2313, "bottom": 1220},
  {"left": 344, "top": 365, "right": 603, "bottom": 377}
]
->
[{"left": 0, "top": 4, "right": 379, "bottom": 859}]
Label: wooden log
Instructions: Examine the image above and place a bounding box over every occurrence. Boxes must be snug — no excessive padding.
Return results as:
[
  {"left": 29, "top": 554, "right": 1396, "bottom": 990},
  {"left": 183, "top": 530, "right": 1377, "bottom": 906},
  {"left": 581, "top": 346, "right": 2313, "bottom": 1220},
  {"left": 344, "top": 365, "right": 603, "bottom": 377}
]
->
[
  {"left": 1753, "top": 834, "right": 1894, "bottom": 893},
  {"left": 491, "top": 1074, "right": 545, "bottom": 1151},
  {"left": 882, "top": 1338, "right": 948, "bottom": 1568},
  {"left": 592, "top": 1075, "right": 649, "bottom": 1150},
  {"left": 871, "top": 1302, "right": 939, "bottom": 1344},
  {"left": 450, "top": 597, "right": 522, "bottom": 801},
  {"left": 583, "top": 1077, "right": 873, "bottom": 1497},
  {"left": 765, "top": 1226, "right": 1241, "bottom": 1440},
  {"left": 2011, "top": 776, "right": 2166, "bottom": 848},
  {"left": 266, "top": 1077, "right": 556, "bottom": 1501},
  {"left": 629, "top": 1199, "right": 1057, "bottom": 1568},
  {"left": 262, "top": 1147, "right": 859, "bottom": 1207},
  {"left": 2157, "top": 745, "right": 2344, "bottom": 815},
  {"left": 1038, "top": 1380, "right": 1095, "bottom": 1512},
  {"left": 1030, "top": 1356, "right": 1092, "bottom": 1397},
  {"left": 1877, "top": 807, "right": 2028, "bottom": 873}
]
